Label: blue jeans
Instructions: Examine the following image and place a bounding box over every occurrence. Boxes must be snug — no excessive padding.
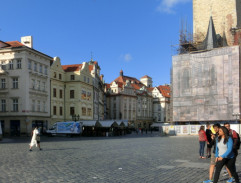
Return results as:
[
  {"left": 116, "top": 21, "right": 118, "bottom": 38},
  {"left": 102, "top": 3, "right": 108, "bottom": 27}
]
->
[{"left": 199, "top": 141, "right": 206, "bottom": 157}]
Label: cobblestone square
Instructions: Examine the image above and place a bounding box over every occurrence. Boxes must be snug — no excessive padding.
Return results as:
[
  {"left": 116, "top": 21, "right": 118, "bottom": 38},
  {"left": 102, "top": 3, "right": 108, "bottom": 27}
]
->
[{"left": 0, "top": 135, "right": 240, "bottom": 183}]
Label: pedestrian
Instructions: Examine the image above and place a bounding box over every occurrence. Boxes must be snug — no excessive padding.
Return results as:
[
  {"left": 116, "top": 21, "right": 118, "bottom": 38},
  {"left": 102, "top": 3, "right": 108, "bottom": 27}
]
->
[
  {"left": 199, "top": 125, "right": 208, "bottom": 159},
  {"left": 213, "top": 126, "right": 239, "bottom": 183},
  {"left": 203, "top": 123, "right": 221, "bottom": 183},
  {"left": 223, "top": 122, "right": 239, "bottom": 182},
  {"left": 206, "top": 124, "right": 212, "bottom": 158},
  {"left": 29, "top": 126, "right": 42, "bottom": 151}
]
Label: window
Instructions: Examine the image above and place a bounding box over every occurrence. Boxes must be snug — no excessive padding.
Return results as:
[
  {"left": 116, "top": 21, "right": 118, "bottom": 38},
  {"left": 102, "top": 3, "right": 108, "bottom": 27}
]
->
[
  {"left": 87, "top": 92, "right": 91, "bottom": 100},
  {"left": 43, "top": 101, "right": 46, "bottom": 112},
  {"left": 39, "top": 65, "right": 42, "bottom": 73},
  {"left": 37, "top": 81, "right": 40, "bottom": 90},
  {"left": 1, "top": 79, "right": 6, "bottom": 89},
  {"left": 1, "top": 61, "right": 6, "bottom": 70},
  {"left": 32, "top": 79, "right": 35, "bottom": 89},
  {"left": 87, "top": 77, "right": 89, "bottom": 83},
  {"left": 17, "top": 59, "right": 21, "bottom": 69},
  {"left": 28, "top": 60, "right": 32, "bottom": 70},
  {"left": 60, "top": 107, "right": 63, "bottom": 116},
  {"left": 54, "top": 72, "right": 57, "bottom": 78},
  {"left": 59, "top": 74, "right": 62, "bottom": 80},
  {"left": 1, "top": 99, "right": 6, "bottom": 112},
  {"left": 70, "top": 90, "right": 74, "bottom": 98},
  {"left": 13, "top": 99, "right": 18, "bottom": 112},
  {"left": 53, "top": 88, "right": 57, "bottom": 97},
  {"left": 9, "top": 60, "right": 13, "bottom": 70},
  {"left": 12, "top": 78, "right": 18, "bottom": 89},
  {"left": 81, "top": 90, "right": 86, "bottom": 99},
  {"left": 82, "top": 107, "right": 86, "bottom": 116},
  {"left": 87, "top": 108, "right": 91, "bottom": 116},
  {"left": 53, "top": 106, "right": 57, "bottom": 115},
  {"left": 42, "top": 82, "right": 45, "bottom": 91},
  {"left": 84, "top": 76, "right": 86, "bottom": 82},
  {"left": 37, "top": 101, "right": 40, "bottom": 112},
  {"left": 70, "top": 107, "right": 75, "bottom": 116},
  {"left": 32, "top": 100, "right": 35, "bottom": 112},
  {"left": 70, "top": 75, "right": 75, "bottom": 80},
  {"left": 44, "top": 66, "right": 47, "bottom": 75},
  {"left": 34, "top": 63, "right": 37, "bottom": 71},
  {"left": 59, "top": 90, "right": 63, "bottom": 98}
]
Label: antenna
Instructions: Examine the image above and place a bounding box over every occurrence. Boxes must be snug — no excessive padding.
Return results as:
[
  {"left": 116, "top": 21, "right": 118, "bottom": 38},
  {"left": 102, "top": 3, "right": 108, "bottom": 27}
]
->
[{"left": 91, "top": 51, "right": 93, "bottom": 61}]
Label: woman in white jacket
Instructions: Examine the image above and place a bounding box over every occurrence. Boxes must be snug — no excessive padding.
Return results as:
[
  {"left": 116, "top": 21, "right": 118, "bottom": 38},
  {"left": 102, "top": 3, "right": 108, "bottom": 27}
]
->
[{"left": 29, "top": 127, "right": 42, "bottom": 151}]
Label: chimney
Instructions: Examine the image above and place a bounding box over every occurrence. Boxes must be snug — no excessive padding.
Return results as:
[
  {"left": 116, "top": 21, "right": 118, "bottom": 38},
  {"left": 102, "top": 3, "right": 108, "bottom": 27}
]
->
[{"left": 21, "top": 36, "right": 33, "bottom": 48}]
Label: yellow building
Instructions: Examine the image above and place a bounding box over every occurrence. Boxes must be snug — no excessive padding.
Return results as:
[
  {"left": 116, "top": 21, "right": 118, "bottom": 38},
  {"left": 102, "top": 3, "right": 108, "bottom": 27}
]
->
[{"left": 50, "top": 58, "right": 104, "bottom": 126}]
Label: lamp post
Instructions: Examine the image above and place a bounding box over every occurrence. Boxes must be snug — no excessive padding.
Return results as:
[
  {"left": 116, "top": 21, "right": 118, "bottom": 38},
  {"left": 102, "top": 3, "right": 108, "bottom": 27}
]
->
[
  {"left": 232, "top": 113, "right": 241, "bottom": 134},
  {"left": 72, "top": 114, "right": 80, "bottom": 122}
]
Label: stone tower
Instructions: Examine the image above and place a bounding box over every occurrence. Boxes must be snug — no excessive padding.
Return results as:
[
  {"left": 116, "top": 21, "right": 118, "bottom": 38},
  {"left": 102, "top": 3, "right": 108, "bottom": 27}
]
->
[{"left": 193, "top": 0, "right": 241, "bottom": 45}]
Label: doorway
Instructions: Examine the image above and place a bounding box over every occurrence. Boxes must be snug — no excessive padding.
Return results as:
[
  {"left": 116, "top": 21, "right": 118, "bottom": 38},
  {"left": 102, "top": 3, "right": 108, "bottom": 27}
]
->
[{"left": 10, "top": 120, "right": 20, "bottom": 136}]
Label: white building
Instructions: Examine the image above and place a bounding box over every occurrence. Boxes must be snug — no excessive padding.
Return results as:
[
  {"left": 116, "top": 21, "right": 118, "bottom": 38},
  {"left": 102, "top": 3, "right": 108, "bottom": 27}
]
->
[{"left": 0, "top": 36, "right": 52, "bottom": 136}]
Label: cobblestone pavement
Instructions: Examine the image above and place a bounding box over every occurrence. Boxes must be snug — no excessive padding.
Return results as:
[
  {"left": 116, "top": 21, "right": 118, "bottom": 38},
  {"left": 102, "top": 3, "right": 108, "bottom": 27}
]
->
[{"left": 0, "top": 134, "right": 240, "bottom": 183}]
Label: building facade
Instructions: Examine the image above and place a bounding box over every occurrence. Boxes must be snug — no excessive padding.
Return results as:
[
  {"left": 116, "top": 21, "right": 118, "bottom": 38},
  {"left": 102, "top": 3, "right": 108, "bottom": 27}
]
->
[
  {"left": 105, "top": 70, "right": 153, "bottom": 129},
  {"left": 0, "top": 36, "right": 52, "bottom": 136},
  {"left": 50, "top": 59, "right": 105, "bottom": 126},
  {"left": 149, "top": 85, "right": 171, "bottom": 123}
]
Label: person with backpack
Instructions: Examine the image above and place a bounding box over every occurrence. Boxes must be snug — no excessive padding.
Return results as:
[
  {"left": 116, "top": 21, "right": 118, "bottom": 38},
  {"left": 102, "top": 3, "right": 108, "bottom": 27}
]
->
[
  {"left": 224, "top": 122, "right": 240, "bottom": 182},
  {"left": 213, "top": 126, "right": 239, "bottom": 183}
]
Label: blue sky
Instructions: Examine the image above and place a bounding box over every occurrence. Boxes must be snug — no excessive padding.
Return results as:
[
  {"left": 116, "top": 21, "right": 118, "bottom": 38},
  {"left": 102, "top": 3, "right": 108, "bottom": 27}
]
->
[{"left": 0, "top": 0, "right": 192, "bottom": 86}]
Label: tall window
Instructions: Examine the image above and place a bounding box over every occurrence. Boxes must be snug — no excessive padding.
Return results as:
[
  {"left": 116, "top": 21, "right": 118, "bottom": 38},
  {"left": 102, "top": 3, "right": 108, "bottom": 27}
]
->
[
  {"left": 28, "top": 60, "right": 32, "bottom": 70},
  {"left": 9, "top": 60, "right": 13, "bottom": 70},
  {"left": 1, "top": 61, "right": 6, "bottom": 70},
  {"left": 87, "top": 108, "right": 91, "bottom": 116},
  {"left": 1, "top": 79, "right": 6, "bottom": 89},
  {"left": 60, "top": 107, "right": 63, "bottom": 116},
  {"left": 37, "top": 81, "right": 40, "bottom": 90},
  {"left": 42, "top": 82, "right": 45, "bottom": 91},
  {"left": 12, "top": 78, "right": 18, "bottom": 89},
  {"left": 1, "top": 99, "right": 6, "bottom": 112},
  {"left": 81, "top": 90, "right": 86, "bottom": 99},
  {"left": 32, "top": 100, "right": 35, "bottom": 112},
  {"left": 70, "top": 90, "right": 75, "bottom": 98},
  {"left": 82, "top": 107, "right": 86, "bottom": 116},
  {"left": 32, "top": 79, "right": 35, "bottom": 89},
  {"left": 17, "top": 59, "right": 21, "bottom": 69},
  {"left": 34, "top": 63, "right": 37, "bottom": 72},
  {"left": 54, "top": 72, "right": 56, "bottom": 78},
  {"left": 53, "top": 106, "right": 57, "bottom": 115},
  {"left": 70, "top": 75, "right": 75, "bottom": 80},
  {"left": 44, "top": 66, "right": 47, "bottom": 75},
  {"left": 13, "top": 99, "right": 18, "bottom": 112},
  {"left": 70, "top": 107, "right": 75, "bottom": 116},
  {"left": 59, "top": 74, "right": 62, "bottom": 80},
  {"left": 39, "top": 65, "right": 42, "bottom": 73},
  {"left": 53, "top": 88, "right": 57, "bottom": 97},
  {"left": 59, "top": 89, "right": 63, "bottom": 98},
  {"left": 37, "top": 101, "right": 40, "bottom": 112},
  {"left": 43, "top": 101, "right": 46, "bottom": 112}
]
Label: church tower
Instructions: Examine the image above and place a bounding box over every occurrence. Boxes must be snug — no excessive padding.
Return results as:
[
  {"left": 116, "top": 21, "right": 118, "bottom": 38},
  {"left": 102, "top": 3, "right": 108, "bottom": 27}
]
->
[{"left": 193, "top": 0, "right": 241, "bottom": 45}]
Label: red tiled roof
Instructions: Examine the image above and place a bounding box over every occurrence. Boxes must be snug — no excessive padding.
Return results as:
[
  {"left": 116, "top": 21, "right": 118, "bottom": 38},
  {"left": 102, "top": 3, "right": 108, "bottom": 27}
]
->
[
  {"left": 157, "top": 85, "right": 170, "bottom": 98},
  {"left": 147, "top": 87, "right": 154, "bottom": 92},
  {"left": 5, "top": 41, "right": 24, "bottom": 48},
  {"left": 62, "top": 64, "right": 94, "bottom": 72},
  {"left": 141, "top": 75, "right": 151, "bottom": 79},
  {"left": 62, "top": 64, "right": 82, "bottom": 72}
]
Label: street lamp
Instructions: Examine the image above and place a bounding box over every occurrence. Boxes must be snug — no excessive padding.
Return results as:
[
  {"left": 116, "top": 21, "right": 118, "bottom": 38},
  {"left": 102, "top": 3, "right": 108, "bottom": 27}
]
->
[
  {"left": 232, "top": 113, "right": 241, "bottom": 124},
  {"left": 72, "top": 114, "right": 80, "bottom": 122}
]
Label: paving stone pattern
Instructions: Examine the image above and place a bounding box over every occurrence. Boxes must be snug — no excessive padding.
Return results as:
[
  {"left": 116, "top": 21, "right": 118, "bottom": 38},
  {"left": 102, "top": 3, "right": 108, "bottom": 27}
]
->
[{"left": 0, "top": 135, "right": 240, "bottom": 183}]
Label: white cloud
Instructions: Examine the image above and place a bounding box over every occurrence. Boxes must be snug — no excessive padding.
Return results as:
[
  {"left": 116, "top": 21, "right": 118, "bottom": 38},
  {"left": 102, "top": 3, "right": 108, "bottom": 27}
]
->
[
  {"left": 157, "top": 0, "right": 191, "bottom": 14},
  {"left": 121, "top": 53, "right": 132, "bottom": 62}
]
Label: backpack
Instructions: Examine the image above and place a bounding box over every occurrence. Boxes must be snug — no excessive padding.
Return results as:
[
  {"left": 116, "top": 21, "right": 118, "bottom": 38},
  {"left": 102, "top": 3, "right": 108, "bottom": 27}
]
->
[{"left": 232, "top": 130, "right": 240, "bottom": 150}]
